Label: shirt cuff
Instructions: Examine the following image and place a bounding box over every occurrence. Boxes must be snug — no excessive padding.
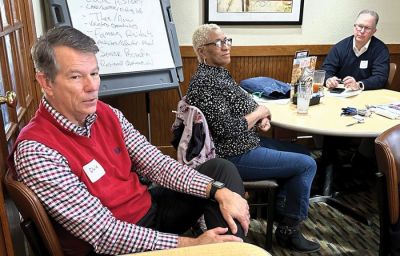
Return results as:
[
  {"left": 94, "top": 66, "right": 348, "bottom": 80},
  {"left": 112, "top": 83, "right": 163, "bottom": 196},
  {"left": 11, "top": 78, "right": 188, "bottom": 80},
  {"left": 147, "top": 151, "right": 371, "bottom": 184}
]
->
[
  {"left": 189, "top": 173, "right": 213, "bottom": 198},
  {"left": 153, "top": 232, "right": 179, "bottom": 250}
]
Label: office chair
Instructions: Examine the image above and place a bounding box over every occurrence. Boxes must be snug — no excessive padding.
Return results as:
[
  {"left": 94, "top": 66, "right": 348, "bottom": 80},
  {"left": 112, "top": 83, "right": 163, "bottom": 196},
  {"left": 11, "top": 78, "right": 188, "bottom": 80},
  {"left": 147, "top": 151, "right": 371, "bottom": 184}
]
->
[
  {"left": 386, "top": 63, "right": 397, "bottom": 90},
  {"left": 4, "top": 169, "right": 64, "bottom": 256},
  {"left": 375, "top": 124, "right": 400, "bottom": 256},
  {"left": 172, "top": 98, "right": 278, "bottom": 251}
]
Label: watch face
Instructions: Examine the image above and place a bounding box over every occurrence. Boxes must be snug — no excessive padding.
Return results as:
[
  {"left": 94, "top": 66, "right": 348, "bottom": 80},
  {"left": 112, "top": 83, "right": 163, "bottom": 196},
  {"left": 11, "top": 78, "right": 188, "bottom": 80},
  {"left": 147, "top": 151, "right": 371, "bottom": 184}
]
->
[{"left": 213, "top": 181, "right": 225, "bottom": 188}]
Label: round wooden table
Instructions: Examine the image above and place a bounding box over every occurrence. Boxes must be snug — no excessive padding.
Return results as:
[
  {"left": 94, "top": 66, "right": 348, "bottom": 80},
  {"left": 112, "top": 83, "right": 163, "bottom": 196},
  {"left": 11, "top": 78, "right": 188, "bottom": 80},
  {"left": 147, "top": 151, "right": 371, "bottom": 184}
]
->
[
  {"left": 258, "top": 89, "right": 400, "bottom": 225},
  {"left": 261, "top": 89, "right": 400, "bottom": 138}
]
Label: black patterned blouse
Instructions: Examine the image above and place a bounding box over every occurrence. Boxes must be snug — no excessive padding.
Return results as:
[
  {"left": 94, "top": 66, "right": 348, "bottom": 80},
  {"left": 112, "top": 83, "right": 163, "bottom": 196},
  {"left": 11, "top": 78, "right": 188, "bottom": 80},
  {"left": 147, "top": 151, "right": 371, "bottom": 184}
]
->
[{"left": 186, "top": 63, "right": 260, "bottom": 158}]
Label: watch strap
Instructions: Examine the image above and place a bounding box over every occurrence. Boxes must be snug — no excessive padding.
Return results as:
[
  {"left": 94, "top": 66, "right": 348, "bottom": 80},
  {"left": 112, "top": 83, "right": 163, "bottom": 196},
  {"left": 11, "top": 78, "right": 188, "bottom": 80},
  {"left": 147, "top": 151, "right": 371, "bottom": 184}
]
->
[
  {"left": 209, "top": 181, "right": 225, "bottom": 200},
  {"left": 209, "top": 184, "right": 218, "bottom": 201}
]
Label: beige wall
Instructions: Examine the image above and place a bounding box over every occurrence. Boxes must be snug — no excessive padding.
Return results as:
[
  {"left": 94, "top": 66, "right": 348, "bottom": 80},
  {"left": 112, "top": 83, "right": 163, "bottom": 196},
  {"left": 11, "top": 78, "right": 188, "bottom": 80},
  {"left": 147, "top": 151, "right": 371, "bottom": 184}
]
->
[
  {"left": 170, "top": 0, "right": 400, "bottom": 45},
  {"left": 32, "top": 0, "right": 44, "bottom": 36},
  {"left": 33, "top": 0, "right": 400, "bottom": 45}
]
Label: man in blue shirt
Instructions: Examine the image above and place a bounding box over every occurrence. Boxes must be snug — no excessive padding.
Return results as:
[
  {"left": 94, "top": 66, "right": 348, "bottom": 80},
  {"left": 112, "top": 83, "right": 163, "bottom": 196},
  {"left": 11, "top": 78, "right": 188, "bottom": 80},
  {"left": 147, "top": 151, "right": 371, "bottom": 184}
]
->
[{"left": 322, "top": 9, "right": 389, "bottom": 91}]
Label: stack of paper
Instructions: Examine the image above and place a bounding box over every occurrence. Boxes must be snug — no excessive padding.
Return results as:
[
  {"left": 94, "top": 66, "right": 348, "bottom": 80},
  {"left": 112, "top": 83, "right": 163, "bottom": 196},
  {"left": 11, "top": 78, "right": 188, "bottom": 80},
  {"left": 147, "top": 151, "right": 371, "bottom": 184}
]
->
[{"left": 372, "top": 102, "right": 400, "bottom": 119}]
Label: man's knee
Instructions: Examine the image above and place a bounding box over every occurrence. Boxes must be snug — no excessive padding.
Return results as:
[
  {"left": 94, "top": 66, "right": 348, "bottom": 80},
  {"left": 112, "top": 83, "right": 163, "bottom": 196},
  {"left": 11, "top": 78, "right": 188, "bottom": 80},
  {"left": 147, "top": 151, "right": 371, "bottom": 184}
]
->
[
  {"left": 197, "top": 158, "right": 244, "bottom": 195},
  {"left": 197, "top": 158, "right": 233, "bottom": 175}
]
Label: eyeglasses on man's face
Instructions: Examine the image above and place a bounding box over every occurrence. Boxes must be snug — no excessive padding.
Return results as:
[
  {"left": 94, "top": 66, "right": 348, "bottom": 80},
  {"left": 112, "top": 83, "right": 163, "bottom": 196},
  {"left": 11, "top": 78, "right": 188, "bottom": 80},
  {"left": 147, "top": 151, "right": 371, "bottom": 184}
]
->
[
  {"left": 203, "top": 38, "right": 233, "bottom": 48},
  {"left": 354, "top": 24, "right": 374, "bottom": 33}
]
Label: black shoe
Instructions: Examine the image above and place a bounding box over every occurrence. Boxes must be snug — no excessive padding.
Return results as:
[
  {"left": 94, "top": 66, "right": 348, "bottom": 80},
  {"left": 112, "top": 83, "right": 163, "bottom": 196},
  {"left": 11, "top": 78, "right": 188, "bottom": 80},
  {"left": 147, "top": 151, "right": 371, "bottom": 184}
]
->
[{"left": 275, "top": 225, "right": 320, "bottom": 253}]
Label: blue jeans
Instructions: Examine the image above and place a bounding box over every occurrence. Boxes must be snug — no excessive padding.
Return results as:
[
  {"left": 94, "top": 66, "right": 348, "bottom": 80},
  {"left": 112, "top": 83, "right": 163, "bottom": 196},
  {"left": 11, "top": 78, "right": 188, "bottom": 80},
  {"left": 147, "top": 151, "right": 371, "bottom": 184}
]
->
[{"left": 226, "top": 137, "right": 316, "bottom": 222}]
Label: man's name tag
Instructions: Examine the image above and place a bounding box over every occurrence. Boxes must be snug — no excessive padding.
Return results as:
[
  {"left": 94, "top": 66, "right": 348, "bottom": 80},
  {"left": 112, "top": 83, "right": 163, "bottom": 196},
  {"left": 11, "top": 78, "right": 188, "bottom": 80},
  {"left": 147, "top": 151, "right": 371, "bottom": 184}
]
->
[
  {"left": 83, "top": 159, "right": 105, "bottom": 183},
  {"left": 360, "top": 60, "right": 368, "bottom": 69}
]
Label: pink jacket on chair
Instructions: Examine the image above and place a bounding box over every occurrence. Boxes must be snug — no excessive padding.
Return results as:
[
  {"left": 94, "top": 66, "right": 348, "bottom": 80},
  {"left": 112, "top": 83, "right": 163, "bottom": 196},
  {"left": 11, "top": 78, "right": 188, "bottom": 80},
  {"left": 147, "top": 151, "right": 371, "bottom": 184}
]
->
[{"left": 171, "top": 97, "right": 216, "bottom": 168}]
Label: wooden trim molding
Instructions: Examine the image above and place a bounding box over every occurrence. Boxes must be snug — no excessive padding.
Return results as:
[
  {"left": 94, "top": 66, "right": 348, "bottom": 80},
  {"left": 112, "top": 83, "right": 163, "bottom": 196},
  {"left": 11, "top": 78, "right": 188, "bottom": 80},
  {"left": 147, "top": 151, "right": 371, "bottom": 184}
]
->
[{"left": 181, "top": 44, "right": 400, "bottom": 57}]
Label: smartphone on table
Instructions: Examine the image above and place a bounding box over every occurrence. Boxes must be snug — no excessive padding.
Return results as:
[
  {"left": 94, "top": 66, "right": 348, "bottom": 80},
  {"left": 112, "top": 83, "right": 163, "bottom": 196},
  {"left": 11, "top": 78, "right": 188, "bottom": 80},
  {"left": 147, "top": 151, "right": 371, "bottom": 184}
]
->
[{"left": 330, "top": 87, "right": 346, "bottom": 93}]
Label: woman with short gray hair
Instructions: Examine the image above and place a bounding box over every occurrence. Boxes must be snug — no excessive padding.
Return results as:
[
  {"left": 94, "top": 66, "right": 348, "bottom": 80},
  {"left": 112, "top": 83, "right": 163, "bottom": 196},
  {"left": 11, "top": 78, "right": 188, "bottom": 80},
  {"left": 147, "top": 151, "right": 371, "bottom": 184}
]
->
[{"left": 187, "top": 23, "right": 321, "bottom": 253}]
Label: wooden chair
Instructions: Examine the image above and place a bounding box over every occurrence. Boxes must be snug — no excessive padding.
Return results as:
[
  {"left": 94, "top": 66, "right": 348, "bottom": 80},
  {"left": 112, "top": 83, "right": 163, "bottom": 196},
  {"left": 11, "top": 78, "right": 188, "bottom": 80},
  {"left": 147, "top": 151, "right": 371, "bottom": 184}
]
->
[
  {"left": 243, "top": 180, "right": 278, "bottom": 251},
  {"left": 4, "top": 169, "right": 273, "bottom": 256},
  {"left": 3, "top": 169, "right": 64, "bottom": 255},
  {"left": 386, "top": 62, "right": 397, "bottom": 90},
  {"left": 375, "top": 124, "right": 400, "bottom": 256}
]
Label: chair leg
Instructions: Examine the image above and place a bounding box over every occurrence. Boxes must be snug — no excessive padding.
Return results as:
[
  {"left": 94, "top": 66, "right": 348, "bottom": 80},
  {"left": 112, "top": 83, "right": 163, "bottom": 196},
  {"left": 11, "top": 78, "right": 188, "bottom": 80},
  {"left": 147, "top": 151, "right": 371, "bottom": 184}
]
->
[
  {"left": 20, "top": 219, "right": 48, "bottom": 256},
  {"left": 376, "top": 172, "right": 390, "bottom": 256},
  {"left": 244, "top": 180, "right": 278, "bottom": 251},
  {"left": 265, "top": 187, "right": 276, "bottom": 251}
]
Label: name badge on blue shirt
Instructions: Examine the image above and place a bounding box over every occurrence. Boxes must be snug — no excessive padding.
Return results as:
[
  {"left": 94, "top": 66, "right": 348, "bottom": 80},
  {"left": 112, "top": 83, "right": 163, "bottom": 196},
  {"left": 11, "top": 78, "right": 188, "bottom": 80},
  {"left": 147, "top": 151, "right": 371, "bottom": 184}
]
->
[{"left": 360, "top": 60, "right": 368, "bottom": 69}]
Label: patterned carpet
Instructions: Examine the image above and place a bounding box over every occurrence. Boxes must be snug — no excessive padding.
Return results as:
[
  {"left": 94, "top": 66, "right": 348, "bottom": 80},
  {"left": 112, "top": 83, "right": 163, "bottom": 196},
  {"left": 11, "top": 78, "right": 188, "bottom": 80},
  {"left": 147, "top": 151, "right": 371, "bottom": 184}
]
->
[{"left": 246, "top": 184, "right": 380, "bottom": 255}]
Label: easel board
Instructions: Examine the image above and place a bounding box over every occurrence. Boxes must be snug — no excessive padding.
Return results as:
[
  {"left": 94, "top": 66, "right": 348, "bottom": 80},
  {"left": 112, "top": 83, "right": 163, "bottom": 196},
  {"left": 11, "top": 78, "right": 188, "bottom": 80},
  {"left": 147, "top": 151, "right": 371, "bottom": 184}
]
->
[{"left": 44, "top": 0, "right": 183, "bottom": 96}]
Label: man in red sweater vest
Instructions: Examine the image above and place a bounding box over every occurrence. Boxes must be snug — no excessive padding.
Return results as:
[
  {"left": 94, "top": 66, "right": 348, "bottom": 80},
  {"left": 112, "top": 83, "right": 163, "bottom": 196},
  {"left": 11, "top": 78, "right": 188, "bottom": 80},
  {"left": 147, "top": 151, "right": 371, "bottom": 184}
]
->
[{"left": 9, "top": 26, "right": 250, "bottom": 255}]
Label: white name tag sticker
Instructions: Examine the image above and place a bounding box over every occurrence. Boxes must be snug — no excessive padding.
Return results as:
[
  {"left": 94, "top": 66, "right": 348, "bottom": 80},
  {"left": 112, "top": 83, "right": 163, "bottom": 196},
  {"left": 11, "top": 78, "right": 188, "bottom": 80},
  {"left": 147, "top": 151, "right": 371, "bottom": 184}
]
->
[
  {"left": 360, "top": 60, "right": 368, "bottom": 69},
  {"left": 83, "top": 159, "right": 105, "bottom": 183}
]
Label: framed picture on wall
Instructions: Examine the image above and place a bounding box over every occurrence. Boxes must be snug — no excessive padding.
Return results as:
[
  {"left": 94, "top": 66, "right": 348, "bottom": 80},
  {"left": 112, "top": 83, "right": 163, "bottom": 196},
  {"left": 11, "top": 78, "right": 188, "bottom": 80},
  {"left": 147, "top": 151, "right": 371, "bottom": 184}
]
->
[{"left": 205, "top": 0, "right": 304, "bottom": 25}]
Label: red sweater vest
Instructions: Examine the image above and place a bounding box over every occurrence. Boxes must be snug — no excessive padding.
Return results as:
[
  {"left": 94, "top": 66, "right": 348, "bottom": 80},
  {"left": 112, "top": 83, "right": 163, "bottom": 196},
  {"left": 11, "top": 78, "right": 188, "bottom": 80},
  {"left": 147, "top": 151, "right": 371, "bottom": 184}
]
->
[{"left": 12, "top": 101, "right": 151, "bottom": 224}]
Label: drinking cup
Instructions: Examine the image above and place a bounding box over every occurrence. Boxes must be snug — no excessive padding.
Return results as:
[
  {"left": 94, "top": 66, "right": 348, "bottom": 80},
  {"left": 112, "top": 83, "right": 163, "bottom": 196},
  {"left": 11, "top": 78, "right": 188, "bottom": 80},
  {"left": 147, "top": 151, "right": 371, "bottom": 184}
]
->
[
  {"left": 313, "top": 70, "right": 326, "bottom": 96},
  {"left": 297, "top": 83, "right": 312, "bottom": 114}
]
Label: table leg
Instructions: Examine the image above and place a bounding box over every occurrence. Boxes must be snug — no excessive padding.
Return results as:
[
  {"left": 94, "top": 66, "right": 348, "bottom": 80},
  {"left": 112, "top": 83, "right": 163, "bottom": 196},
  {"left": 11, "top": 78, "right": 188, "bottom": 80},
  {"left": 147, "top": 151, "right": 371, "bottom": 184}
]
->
[{"left": 309, "top": 137, "right": 371, "bottom": 226}]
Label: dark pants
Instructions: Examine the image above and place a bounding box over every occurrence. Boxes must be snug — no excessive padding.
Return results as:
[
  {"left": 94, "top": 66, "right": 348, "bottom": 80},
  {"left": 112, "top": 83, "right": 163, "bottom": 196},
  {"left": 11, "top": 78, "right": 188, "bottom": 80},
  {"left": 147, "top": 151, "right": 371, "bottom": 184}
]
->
[{"left": 137, "top": 158, "right": 246, "bottom": 238}]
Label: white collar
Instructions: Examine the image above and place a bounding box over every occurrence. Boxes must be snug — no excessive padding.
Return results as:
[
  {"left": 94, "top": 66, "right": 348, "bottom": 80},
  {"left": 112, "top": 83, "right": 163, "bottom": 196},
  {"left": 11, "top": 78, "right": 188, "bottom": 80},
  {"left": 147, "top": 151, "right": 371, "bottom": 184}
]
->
[{"left": 353, "top": 37, "right": 371, "bottom": 57}]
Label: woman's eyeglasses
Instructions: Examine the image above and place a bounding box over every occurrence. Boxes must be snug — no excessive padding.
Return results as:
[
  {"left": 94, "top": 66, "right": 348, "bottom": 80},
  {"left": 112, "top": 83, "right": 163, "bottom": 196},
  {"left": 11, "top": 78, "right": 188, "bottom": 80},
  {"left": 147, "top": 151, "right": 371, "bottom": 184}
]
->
[
  {"left": 354, "top": 24, "right": 374, "bottom": 33},
  {"left": 203, "top": 38, "right": 232, "bottom": 48}
]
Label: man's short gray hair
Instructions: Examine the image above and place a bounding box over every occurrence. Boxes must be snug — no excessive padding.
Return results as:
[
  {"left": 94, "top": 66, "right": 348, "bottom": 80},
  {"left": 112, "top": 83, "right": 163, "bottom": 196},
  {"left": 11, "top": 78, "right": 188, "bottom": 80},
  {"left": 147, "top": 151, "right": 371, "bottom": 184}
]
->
[
  {"left": 31, "top": 26, "right": 99, "bottom": 81},
  {"left": 192, "top": 24, "right": 222, "bottom": 62},
  {"left": 357, "top": 9, "right": 379, "bottom": 27}
]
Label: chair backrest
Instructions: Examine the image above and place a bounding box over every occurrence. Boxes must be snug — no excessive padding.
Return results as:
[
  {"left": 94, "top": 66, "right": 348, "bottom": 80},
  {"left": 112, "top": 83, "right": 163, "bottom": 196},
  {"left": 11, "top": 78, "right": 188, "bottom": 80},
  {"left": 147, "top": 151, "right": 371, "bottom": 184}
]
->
[
  {"left": 386, "top": 62, "right": 397, "bottom": 89},
  {"left": 4, "top": 169, "right": 64, "bottom": 255},
  {"left": 375, "top": 124, "right": 400, "bottom": 224}
]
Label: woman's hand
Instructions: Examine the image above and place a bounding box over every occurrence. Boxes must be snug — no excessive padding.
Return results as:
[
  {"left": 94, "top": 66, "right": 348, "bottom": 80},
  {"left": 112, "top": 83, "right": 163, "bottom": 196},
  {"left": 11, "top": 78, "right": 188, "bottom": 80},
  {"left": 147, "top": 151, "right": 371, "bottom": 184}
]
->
[
  {"left": 256, "top": 105, "right": 271, "bottom": 119},
  {"left": 257, "top": 117, "right": 271, "bottom": 132},
  {"left": 245, "top": 105, "right": 271, "bottom": 130}
]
